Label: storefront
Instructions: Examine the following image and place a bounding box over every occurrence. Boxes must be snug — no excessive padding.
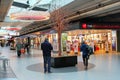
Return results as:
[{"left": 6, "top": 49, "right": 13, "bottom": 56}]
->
[
  {"left": 44, "top": 29, "right": 117, "bottom": 55},
  {"left": 26, "top": 32, "right": 41, "bottom": 49},
  {"left": 65, "top": 29, "right": 117, "bottom": 54},
  {"left": 32, "top": 37, "right": 41, "bottom": 49},
  {"left": 34, "top": 23, "right": 119, "bottom": 54}
]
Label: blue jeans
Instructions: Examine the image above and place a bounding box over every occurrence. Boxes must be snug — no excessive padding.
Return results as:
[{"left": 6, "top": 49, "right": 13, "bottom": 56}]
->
[{"left": 43, "top": 56, "right": 51, "bottom": 72}]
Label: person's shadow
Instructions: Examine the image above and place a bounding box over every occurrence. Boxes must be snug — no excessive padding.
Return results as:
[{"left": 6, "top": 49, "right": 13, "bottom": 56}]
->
[{"left": 27, "top": 62, "right": 95, "bottom": 73}]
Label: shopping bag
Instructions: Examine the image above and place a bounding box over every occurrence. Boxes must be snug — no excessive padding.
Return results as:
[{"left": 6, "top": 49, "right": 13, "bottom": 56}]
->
[{"left": 21, "top": 48, "right": 25, "bottom": 54}]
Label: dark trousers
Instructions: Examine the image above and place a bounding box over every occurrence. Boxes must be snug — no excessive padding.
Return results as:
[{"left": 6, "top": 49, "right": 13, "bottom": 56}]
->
[
  {"left": 26, "top": 48, "right": 30, "bottom": 54},
  {"left": 17, "top": 50, "right": 21, "bottom": 57},
  {"left": 82, "top": 55, "right": 88, "bottom": 67},
  {"left": 43, "top": 56, "right": 51, "bottom": 72}
]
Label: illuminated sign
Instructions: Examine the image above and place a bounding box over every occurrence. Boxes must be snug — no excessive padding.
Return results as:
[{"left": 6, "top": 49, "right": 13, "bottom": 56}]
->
[
  {"left": 81, "top": 23, "right": 120, "bottom": 29},
  {"left": 93, "top": 25, "right": 120, "bottom": 29},
  {"left": 82, "top": 23, "right": 87, "bottom": 29}
]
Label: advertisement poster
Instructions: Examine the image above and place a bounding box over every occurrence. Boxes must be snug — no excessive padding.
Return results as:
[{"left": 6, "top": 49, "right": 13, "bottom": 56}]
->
[
  {"left": 53, "top": 40, "right": 58, "bottom": 52},
  {"left": 73, "top": 40, "right": 78, "bottom": 53},
  {"left": 66, "top": 41, "right": 71, "bottom": 52}
]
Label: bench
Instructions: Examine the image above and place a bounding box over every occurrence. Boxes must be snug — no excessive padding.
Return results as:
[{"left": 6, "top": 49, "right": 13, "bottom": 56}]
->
[{"left": 51, "top": 55, "right": 77, "bottom": 68}]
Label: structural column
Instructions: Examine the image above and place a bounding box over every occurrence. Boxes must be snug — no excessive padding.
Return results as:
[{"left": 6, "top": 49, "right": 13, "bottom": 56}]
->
[{"left": 117, "top": 30, "right": 120, "bottom": 52}]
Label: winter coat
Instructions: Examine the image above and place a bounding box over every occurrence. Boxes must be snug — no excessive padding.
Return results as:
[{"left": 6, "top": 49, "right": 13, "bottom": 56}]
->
[
  {"left": 80, "top": 43, "right": 89, "bottom": 57},
  {"left": 41, "top": 41, "right": 53, "bottom": 56}
]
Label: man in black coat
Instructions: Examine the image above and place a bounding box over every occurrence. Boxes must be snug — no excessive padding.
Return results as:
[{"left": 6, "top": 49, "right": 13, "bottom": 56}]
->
[{"left": 41, "top": 38, "right": 53, "bottom": 73}]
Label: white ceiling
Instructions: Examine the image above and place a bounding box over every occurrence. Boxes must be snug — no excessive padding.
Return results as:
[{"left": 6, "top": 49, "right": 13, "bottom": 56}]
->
[
  {"left": 0, "top": 0, "right": 52, "bottom": 36},
  {"left": 13, "top": 0, "right": 52, "bottom": 5},
  {"left": 1, "top": 0, "right": 120, "bottom": 36},
  {"left": 7, "top": 0, "right": 52, "bottom": 17}
]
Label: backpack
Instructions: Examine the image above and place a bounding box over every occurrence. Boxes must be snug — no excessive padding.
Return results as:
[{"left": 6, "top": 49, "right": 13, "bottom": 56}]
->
[{"left": 86, "top": 45, "right": 93, "bottom": 55}]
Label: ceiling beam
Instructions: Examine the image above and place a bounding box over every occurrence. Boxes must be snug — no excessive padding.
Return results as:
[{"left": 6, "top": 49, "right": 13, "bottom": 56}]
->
[{"left": 0, "top": 0, "right": 13, "bottom": 22}]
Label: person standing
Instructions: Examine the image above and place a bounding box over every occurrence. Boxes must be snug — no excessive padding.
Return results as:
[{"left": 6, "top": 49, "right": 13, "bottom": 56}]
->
[
  {"left": 41, "top": 38, "right": 53, "bottom": 73},
  {"left": 80, "top": 41, "right": 89, "bottom": 70}
]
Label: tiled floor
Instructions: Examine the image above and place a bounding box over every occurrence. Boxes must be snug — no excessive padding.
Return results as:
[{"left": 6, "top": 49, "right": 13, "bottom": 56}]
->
[
  {"left": 0, "top": 67, "right": 16, "bottom": 78},
  {"left": 0, "top": 78, "right": 18, "bottom": 80},
  {"left": 0, "top": 46, "right": 120, "bottom": 80}
]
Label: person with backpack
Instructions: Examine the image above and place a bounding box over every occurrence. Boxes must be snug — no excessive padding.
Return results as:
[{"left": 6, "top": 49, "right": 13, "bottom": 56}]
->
[
  {"left": 80, "top": 41, "right": 90, "bottom": 70},
  {"left": 87, "top": 45, "right": 94, "bottom": 59}
]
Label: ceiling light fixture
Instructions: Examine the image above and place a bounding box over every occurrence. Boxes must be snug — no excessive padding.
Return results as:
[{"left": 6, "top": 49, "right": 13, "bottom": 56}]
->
[{"left": 10, "top": 11, "right": 50, "bottom": 21}]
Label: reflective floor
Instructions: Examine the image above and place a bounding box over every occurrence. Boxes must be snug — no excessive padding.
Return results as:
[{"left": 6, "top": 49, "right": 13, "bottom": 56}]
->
[{"left": 0, "top": 46, "right": 120, "bottom": 80}]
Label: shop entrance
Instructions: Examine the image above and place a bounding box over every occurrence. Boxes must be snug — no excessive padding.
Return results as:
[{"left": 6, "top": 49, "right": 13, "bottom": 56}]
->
[{"left": 65, "top": 30, "right": 117, "bottom": 54}]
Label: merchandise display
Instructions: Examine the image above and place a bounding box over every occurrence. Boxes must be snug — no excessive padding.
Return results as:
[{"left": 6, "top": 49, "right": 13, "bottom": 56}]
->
[{"left": 28, "top": 29, "right": 117, "bottom": 55}]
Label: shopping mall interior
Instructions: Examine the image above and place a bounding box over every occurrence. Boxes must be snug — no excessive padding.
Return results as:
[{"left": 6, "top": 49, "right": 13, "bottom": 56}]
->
[{"left": 0, "top": 0, "right": 120, "bottom": 80}]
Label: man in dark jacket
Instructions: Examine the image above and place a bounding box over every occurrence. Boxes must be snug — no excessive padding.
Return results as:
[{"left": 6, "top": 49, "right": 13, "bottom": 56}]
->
[
  {"left": 80, "top": 41, "right": 89, "bottom": 70},
  {"left": 41, "top": 38, "right": 53, "bottom": 73}
]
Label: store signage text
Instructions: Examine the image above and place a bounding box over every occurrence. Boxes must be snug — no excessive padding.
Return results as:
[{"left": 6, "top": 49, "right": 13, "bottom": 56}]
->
[
  {"left": 82, "top": 23, "right": 120, "bottom": 29},
  {"left": 93, "top": 25, "right": 120, "bottom": 29}
]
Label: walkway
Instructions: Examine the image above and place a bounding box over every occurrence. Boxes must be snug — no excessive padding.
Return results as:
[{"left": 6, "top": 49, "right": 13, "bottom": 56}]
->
[{"left": 0, "top": 46, "right": 120, "bottom": 80}]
